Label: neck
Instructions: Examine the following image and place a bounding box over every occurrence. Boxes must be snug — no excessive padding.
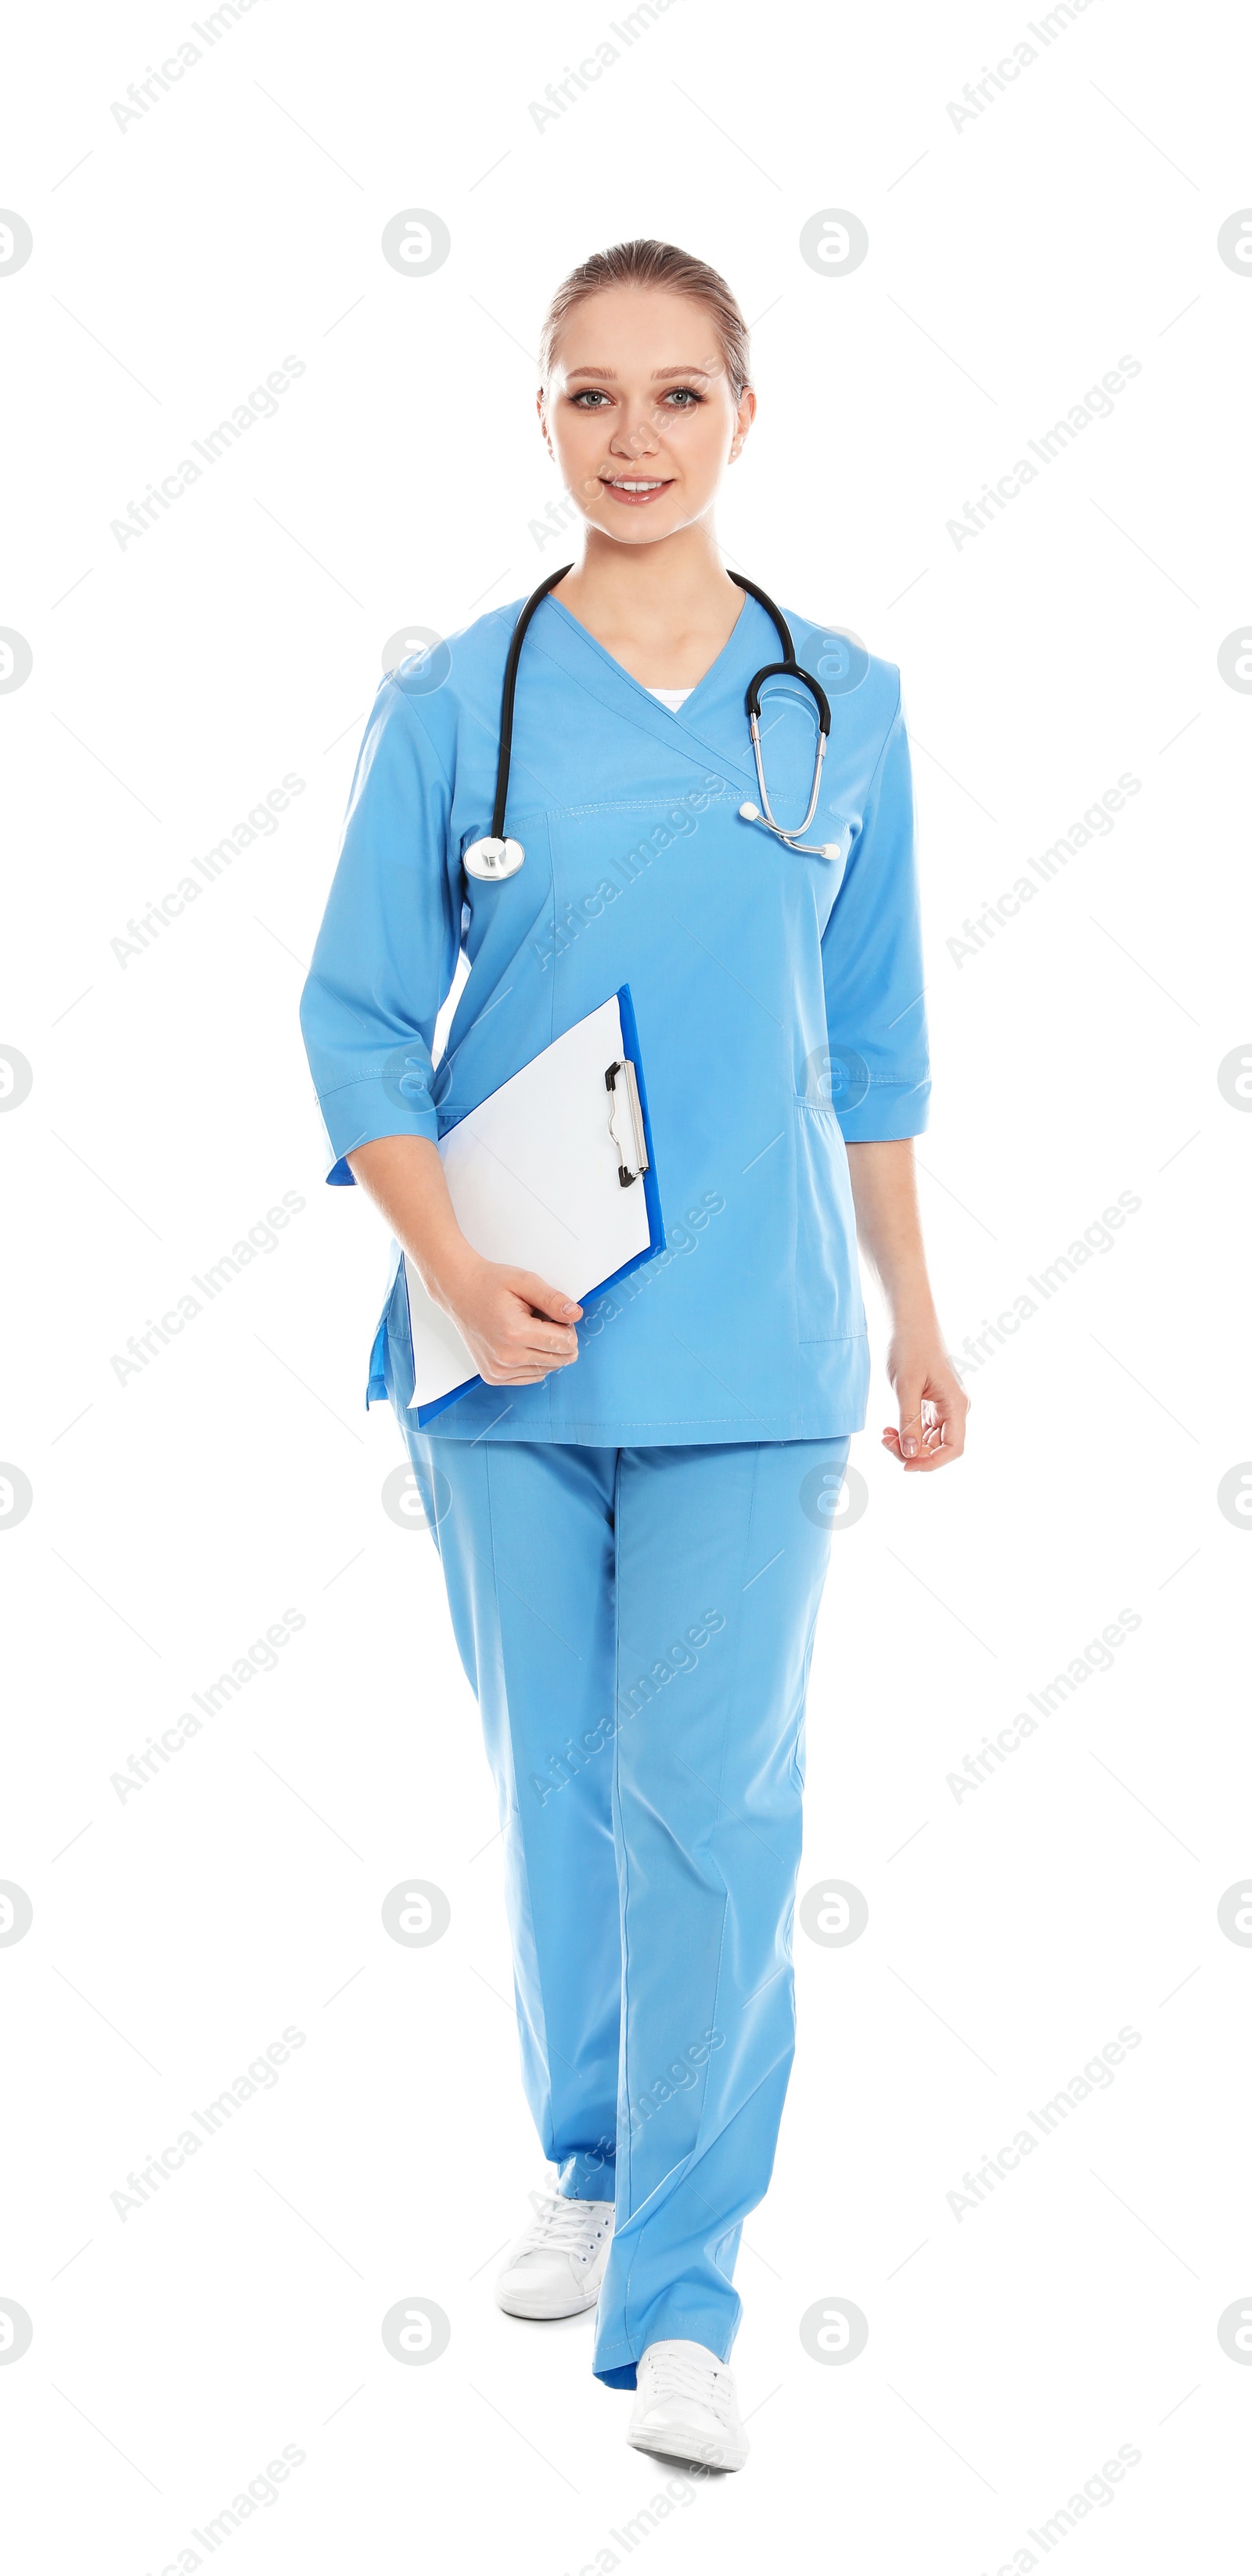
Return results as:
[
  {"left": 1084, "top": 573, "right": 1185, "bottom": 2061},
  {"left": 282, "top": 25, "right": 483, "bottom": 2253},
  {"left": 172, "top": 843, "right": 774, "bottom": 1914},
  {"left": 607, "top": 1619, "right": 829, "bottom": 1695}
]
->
[{"left": 552, "top": 521, "right": 745, "bottom": 680}]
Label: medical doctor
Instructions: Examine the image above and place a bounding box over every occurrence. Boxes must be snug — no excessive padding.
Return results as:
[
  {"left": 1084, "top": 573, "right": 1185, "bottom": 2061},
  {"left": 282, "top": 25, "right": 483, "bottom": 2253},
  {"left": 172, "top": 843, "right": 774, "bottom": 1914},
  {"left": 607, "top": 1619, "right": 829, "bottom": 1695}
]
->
[{"left": 300, "top": 237, "right": 968, "bottom": 2474}]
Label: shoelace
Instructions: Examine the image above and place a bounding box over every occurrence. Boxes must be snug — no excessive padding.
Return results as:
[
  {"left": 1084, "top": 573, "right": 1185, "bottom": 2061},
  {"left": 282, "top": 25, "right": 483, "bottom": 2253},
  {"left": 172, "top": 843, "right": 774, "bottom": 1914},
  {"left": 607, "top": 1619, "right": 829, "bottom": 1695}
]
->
[
  {"left": 642, "top": 2351, "right": 733, "bottom": 2424},
  {"left": 516, "top": 2192, "right": 610, "bottom": 2260}
]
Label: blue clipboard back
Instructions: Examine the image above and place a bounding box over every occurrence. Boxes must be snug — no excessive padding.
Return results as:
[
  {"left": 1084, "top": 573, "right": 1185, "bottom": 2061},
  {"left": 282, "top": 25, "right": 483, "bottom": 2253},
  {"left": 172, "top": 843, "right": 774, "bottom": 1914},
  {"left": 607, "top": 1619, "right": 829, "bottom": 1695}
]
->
[{"left": 412, "top": 983, "right": 664, "bottom": 1427}]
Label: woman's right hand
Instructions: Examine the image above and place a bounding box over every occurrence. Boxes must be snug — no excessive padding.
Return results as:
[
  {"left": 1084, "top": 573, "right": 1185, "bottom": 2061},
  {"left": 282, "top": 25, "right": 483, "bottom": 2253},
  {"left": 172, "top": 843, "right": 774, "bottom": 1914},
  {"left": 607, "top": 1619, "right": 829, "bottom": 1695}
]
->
[
  {"left": 432, "top": 1252, "right": 583, "bottom": 1385},
  {"left": 344, "top": 1135, "right": 583, "bottom": 1385}
]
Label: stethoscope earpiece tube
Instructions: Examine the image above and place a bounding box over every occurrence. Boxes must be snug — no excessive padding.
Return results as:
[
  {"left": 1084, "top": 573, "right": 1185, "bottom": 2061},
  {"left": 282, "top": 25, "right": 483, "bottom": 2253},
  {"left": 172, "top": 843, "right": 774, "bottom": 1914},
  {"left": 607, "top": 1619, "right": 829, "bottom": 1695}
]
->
[
  {"left": 487, "top": 562, "right": 574, "bottom": 841},
  {"left": 744, "top": 656, "right": 832, "bottom": 736}
]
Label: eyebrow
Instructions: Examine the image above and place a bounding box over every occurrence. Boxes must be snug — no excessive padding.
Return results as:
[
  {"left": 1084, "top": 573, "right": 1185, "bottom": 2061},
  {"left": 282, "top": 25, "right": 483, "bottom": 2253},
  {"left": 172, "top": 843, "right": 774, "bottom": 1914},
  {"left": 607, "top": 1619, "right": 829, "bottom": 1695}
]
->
[{"left": 562, "top": 365, "right": 712, "bottom": 383}]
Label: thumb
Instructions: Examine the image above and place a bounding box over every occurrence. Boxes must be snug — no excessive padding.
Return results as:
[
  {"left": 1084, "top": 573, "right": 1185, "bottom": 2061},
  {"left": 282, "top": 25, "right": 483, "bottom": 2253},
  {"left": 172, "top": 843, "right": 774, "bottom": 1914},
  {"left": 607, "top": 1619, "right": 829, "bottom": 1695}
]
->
[
  {"left": 514, "top": 1271, "right": 582, "bottom": 1323},
  {"left": 897, "top": 1381, "right": 926, "bottom": 1460}
]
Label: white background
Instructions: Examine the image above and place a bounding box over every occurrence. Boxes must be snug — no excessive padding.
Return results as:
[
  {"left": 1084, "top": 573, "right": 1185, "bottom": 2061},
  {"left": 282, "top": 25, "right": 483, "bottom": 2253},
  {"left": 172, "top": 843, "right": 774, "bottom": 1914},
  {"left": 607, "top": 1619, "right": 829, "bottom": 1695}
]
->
[{"left": 2, "top": 1, "right": 1250, "bottom": 2567}]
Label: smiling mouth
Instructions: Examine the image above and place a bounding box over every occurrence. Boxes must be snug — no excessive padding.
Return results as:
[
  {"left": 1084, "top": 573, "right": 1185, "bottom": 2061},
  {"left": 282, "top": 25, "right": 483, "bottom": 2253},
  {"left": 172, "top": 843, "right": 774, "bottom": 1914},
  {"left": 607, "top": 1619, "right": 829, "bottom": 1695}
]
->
[{"left": 599, "top": 476, "right": 674, "bottom": 503}]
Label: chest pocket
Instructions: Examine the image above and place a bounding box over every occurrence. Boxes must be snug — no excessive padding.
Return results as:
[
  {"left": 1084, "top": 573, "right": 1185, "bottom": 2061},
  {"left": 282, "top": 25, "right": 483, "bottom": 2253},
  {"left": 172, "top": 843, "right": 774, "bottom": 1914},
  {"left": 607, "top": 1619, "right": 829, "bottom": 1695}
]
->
[{"left": 793, "top": 1098, "right": 864, "bottom": 1342}]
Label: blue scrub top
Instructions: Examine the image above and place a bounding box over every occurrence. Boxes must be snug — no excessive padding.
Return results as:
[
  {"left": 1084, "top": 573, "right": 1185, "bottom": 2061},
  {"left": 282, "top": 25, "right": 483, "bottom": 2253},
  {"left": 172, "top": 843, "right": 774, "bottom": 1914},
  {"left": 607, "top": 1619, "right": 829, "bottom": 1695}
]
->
[{"left": 299, "top": 588, "right": 929, "bottom": 1443}]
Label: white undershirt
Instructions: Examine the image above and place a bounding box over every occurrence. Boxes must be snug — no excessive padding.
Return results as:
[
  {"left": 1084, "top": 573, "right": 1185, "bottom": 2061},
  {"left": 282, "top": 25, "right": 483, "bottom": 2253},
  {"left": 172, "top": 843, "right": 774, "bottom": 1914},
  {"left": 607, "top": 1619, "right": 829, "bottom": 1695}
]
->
[{"left": 647, "top": 686, "right": 692, "bottom": 709}]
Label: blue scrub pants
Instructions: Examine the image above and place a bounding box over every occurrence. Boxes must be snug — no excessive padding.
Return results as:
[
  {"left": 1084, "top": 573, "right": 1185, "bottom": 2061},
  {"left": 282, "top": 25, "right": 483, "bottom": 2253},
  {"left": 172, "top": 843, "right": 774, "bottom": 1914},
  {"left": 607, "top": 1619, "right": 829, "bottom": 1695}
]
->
[{"left": 404, "top": 1430, "right": 847, "bottom": 2387}]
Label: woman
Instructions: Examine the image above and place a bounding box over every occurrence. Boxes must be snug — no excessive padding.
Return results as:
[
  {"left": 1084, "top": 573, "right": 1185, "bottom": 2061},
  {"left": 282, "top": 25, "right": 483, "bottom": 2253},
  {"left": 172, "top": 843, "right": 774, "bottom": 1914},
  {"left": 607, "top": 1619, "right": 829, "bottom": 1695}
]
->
[{"left": 300, "top": 238, "right": 967, "bottom": 2472}]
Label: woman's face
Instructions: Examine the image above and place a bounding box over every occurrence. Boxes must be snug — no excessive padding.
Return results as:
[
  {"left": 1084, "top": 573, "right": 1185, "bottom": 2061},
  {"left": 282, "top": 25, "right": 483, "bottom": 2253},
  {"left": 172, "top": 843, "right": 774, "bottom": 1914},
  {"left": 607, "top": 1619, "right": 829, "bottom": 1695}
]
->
[{"left": 539, "top": 285, "right": 754, "bottom": 546}]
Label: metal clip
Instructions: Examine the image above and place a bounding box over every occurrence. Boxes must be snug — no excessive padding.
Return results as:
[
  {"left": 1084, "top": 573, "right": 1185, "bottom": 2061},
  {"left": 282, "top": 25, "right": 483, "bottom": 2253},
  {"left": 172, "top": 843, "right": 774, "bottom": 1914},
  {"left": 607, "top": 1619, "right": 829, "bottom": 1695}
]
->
[{"left": 605, "top": 1058, "right": 649, "bottom": 1187}]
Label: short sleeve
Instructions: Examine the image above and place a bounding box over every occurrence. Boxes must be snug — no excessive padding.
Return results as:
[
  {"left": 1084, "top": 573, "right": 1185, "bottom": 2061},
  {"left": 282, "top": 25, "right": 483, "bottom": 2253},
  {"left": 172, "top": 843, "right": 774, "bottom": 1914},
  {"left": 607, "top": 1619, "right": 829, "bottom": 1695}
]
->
[
  {"left": 299, "top": 680, "right": 459, "bottom": 1184},
  {"left": 820, "top": 686, "right": 930, "bottom": 1142}
]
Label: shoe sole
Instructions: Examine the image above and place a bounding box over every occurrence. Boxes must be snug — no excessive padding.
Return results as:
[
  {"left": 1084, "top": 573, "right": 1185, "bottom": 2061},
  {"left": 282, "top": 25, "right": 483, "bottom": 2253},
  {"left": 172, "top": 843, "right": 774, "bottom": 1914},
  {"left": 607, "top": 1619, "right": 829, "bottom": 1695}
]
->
[
  {"left": 627, "top": 2423, "right": 747, "bottom": 2473},
  {"left": 494, "top": 2283, "right": 602, "bottom": 2319}
]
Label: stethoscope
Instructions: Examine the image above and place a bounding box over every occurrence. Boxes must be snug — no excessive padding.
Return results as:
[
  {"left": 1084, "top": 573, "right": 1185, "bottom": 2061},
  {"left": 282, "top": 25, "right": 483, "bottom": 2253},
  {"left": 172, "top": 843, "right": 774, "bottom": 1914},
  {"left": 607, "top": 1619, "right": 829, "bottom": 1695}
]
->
[{"left": 462, "top": 566, "right": 840, "bottom": 881}]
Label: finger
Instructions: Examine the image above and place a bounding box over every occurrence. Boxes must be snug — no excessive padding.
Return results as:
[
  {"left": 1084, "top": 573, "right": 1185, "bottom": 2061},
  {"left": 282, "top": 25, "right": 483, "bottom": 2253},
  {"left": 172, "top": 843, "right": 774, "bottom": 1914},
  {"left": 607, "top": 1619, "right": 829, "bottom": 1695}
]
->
[
  {"left": 513, "top": 1272, "right": 583, "bottom": 1324},
  {"left": 896, "top": 1385, "right": 926, "bottom": 1461},
  {"left": 928, "top": 1385, "right": 968, "bottom": 1457},
  {"left": 883, "top": 1409, "right": 962, "bottom": 1471},
  {"left": 515, "top": 1324, "right": 579, "bottom": 1363},
  {"left": 902, "top": 1399, "right": 965, "bottom": 1470}
]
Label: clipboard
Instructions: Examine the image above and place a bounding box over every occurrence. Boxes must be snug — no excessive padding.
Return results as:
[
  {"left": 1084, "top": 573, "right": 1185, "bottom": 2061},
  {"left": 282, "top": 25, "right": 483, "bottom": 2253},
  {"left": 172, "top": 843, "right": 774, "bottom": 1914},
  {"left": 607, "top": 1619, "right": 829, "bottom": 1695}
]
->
[{"left": 403, "top": 984, "right": 664, "bottom": 1425}]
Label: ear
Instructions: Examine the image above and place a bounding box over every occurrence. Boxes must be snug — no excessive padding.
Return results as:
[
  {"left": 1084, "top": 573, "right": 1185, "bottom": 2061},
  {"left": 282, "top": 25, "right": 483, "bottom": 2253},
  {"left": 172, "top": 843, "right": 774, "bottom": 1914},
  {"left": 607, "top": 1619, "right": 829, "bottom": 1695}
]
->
[{"left": 730, "top": 384, "right": 757, "bottom": 458}]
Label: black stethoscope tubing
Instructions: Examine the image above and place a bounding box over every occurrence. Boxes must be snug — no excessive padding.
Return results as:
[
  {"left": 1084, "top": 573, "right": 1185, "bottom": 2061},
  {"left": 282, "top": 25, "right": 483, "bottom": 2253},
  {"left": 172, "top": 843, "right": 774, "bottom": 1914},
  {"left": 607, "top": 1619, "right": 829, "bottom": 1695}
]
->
[{"left": 464, "top": 566, "right": 835, "bottom": 878}]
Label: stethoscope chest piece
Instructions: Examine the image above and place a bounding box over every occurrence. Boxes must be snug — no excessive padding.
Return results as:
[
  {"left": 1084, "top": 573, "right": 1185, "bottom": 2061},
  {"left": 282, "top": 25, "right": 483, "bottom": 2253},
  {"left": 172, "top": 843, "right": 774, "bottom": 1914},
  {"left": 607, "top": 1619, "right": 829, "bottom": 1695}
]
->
[{"left": 463, "top": 835, "right": 525, "bottom": 882}]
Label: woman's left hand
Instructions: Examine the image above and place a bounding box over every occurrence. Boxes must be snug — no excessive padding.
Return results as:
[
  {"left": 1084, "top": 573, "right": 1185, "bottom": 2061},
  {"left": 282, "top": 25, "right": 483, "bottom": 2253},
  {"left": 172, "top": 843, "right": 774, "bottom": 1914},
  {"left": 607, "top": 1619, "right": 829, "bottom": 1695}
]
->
[{"left": 881, "top": 1328, "right": 970, "bottom": 1472}]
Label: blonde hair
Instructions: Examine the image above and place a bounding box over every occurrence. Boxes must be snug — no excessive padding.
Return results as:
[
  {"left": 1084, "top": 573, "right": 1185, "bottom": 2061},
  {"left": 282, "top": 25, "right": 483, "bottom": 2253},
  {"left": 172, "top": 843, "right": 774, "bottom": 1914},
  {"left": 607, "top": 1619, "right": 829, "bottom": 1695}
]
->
[{"left": 538, "top": 238, "right": 752, "bottom": 399}]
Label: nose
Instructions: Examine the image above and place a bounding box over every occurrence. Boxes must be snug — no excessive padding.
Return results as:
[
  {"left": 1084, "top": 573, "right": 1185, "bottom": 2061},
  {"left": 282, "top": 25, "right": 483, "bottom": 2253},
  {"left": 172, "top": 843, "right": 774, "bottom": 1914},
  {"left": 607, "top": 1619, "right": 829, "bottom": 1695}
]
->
[{"left": 610, "top": 403, "right": 661, "bottom": 461}]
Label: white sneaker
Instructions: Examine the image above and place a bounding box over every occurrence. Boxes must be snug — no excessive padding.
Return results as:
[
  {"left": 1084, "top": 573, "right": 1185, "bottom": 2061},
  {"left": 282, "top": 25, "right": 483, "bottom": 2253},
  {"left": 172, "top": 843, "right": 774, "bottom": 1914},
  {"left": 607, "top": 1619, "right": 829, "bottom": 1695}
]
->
[
  {"left": 494, "top": 2190, "right": 613, "bottom": 2319},
  {"left": 627, "top": 2338, "right": 749, "bottom": 2471}
]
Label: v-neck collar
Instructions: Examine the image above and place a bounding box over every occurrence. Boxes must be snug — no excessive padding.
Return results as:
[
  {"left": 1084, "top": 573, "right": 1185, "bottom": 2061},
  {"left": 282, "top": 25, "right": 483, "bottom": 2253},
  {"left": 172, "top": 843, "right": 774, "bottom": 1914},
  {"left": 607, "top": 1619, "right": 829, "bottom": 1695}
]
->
[
  {"left": 547, "top": 584, "right": 753, "bottom": 712},
  {"left": 526, "top": 590, "right": 770, "bottom": 789}
]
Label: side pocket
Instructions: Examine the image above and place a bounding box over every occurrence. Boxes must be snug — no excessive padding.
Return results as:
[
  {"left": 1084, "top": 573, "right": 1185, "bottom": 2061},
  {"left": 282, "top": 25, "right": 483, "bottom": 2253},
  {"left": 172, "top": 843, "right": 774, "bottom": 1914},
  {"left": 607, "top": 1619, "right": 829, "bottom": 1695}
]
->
[{"left": 793, "top": 1098, "right": 865, "bottom": 1343}]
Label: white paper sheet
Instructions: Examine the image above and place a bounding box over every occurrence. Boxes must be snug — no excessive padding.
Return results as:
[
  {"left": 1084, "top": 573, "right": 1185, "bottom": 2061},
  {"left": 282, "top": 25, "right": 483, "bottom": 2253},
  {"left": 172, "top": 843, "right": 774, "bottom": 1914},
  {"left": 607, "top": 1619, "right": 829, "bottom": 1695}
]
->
[{"left": 404, "top": 993, "right": 654, "bottom": 1410}]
